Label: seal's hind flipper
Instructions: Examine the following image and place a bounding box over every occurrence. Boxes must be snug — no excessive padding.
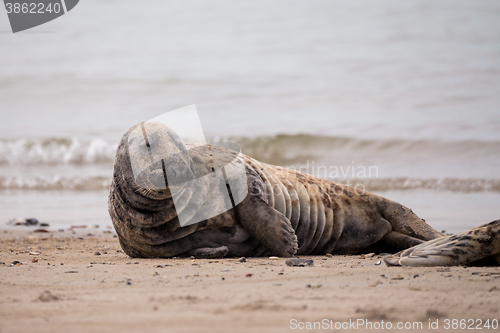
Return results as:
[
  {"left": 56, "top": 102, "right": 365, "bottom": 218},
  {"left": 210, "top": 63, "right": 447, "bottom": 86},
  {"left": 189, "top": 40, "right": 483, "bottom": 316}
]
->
[
  {"left": 382, "top": 202, "right": 444, "bottom": 241},
  {"left": 384, "top": 220, "right": 500, "bottom": 267}
]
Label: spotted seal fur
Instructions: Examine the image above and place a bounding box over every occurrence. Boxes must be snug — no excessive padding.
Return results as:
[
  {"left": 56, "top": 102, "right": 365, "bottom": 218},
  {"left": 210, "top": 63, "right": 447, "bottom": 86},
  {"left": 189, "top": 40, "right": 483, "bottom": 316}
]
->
[{"left": 108, "top": 122, "right": 500, "bottom": 266}]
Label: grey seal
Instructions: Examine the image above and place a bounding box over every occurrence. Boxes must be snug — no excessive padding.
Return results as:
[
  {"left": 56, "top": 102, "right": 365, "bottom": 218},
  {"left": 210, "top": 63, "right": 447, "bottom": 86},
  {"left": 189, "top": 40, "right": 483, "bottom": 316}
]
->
[{"left": 108, "top": 122, "right": 500, "bottom": 266}]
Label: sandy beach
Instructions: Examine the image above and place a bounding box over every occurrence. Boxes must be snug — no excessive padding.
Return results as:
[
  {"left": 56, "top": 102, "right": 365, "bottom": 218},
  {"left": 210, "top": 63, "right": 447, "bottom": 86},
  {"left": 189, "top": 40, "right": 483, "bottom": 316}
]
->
[{"left": 1, "top": 228, "right": 499, "bottom": 333}]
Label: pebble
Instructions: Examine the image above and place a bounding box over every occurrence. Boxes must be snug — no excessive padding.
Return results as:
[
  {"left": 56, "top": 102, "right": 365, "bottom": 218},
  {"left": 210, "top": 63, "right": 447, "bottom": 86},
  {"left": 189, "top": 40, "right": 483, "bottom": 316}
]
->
[
  {"left": 306, "top": 284, "right": 322, "bottom": 289},
  {"left": 285, "top": 258, "right": 314, "bottom": 267},
  {"left": 269, "top": 256, "right": 279, "bottom": 260},
  {"left": 94, "top": 251, "right": 101, "bottom": 255},
  {"left": 238, "top": 257, "right": 247, "bottom": 263},
  {"left": 36, "top": 291, "right": 59, "bottom": 302},
  {"left": 374, "top": 260, "right": 382, "bottom": 265},
  {"left": 26, "top": 218, "right": 39, "bottom": 225},
  {"left": 391, "top": 275, "right": 404, "bottom": 280},
  {"left": 245, "top": 273, "right": 252, "bottom": 277}
]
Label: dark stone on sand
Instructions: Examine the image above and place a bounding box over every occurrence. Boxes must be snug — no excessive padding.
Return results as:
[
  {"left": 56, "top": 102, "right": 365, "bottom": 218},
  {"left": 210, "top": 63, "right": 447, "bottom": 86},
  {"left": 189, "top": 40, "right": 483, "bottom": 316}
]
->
[
  {"left": 285, "top": 258, "right": 314, "bottom": 267},
  {"left": 238, "top": 257, "right": 247, "bottom": 263},
  {"left": 25, "top": 218, "right": 39, "bottom": 225},
  {"left": 36, "top": 291, "right": 59, "bottom": 302}
]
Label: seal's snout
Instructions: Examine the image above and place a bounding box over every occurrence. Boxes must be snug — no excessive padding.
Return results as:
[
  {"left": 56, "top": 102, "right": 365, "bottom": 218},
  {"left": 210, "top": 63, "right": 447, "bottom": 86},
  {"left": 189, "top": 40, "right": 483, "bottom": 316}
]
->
[{"left": 127, "top": 121, "right": 195, "bottom": 198}]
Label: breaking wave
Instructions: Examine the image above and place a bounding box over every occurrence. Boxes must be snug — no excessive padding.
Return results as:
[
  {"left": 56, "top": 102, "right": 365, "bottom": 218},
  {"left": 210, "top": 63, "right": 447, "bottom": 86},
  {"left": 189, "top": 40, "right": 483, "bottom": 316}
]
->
[
  {"left": 2, "top": 134, "right": 499, "bottom": 167},
  {"left": 0, "top": 137, "right": 116, "bottom": 165},
  {"left": 229, "top": 134, "right": 500, "bottom": 166},
  {"left": 1, "top": 134, "right": 499, "bottom": 192}
]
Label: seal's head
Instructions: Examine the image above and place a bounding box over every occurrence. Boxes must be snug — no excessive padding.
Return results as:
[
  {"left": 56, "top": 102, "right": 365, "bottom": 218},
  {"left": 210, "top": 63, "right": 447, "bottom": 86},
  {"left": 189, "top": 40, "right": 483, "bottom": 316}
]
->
[{"left": 127, "top": 121, "right": 195, "bottom": 200}]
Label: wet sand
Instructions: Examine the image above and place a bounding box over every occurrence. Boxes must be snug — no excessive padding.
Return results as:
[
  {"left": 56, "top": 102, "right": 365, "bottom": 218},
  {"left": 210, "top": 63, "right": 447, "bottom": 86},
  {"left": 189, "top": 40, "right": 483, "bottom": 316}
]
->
[{"left": 0, "top": 229, "right": 499, "bottom": 333}]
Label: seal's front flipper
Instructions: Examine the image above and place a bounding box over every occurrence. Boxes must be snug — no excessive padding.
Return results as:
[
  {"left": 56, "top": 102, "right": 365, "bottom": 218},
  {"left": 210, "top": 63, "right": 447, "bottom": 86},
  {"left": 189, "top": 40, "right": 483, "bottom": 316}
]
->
[
  {"left": 235, "top": 192, "right": 298, "bottom": 257},
  {"left": 186, "top": 246, "right": 229, "bottom": 259},
  {"left": 384, "top": 220, "right": 500, "bottom": 267}
]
